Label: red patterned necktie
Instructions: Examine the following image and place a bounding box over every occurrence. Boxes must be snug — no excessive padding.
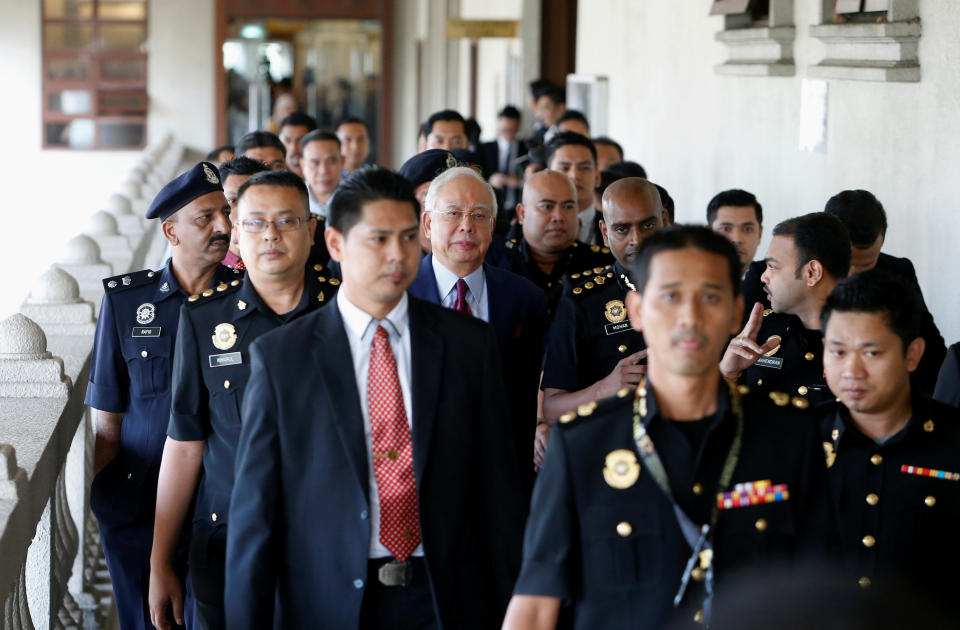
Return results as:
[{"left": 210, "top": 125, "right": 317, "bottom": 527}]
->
[
  {"left": 453, "top": 278, "right": 472, "bottom": 315},
  {"left": 367, "top": 325, "right": 421, "bottom": 562}
]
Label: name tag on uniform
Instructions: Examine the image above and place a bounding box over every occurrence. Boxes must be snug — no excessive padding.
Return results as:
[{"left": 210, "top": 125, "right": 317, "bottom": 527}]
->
[
  {"left": 755, "top": 356, "right": 783, "bottom": 369},
  {"left": 604, "top": 321, "right": 632, "bottom": 336},
  {"left": 209, "top": 352, "right": 242, "bottom": 368},
  {"left": 131, "top": 327, "right": 162, "bottom": 337}
]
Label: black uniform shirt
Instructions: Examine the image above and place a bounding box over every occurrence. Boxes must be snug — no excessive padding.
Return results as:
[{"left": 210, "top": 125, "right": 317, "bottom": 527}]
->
[
  {"left": 742, "top": 311, "right": 831, "bottom": 407},
  {"left": 542, "top": 262, "right": 645, "bottom": 392},
  {"left": 501, "top": 236, "right": 614, "bottom": 320},
  {"left": 167, "top": 269, "right": 338, "bottom": 525},
  {"left": 819, "top": 395, "right": 960, "bottom": 603},
  {"left": 514, "top": 382, "right": 832, "bottom": 629}
]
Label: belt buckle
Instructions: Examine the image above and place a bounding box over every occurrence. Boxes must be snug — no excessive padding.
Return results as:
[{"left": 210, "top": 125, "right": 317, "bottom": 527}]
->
[{"left": 377, "top": 560, "right": 412, "bottom": 587}]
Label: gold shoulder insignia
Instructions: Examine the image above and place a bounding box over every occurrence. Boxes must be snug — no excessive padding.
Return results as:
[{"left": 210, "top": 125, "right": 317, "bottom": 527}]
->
[
  {"left": 559, "top": 411, "right": 577, "bottom": 424},
  {"left": 601, "top": 247, "right": 610, "bottom": 254},
  {"left": 769, "top": 391, "right": 790, "bottom": 407},
  {"left": 737, "top": 385, "right": 750, "bottom": 395},
  {"left": 577, "top": 401, "right": 598, "bottom": 416},
  {"left": 590, "top": 245, "right": 600, "bottom": 252},
  {"left": 792, "top": 396, "right": 810, "bottom": 409},
  {"left": 762, "top": 308, "right": 774, "bottom": 317},
  {"left": 187, "top": 294, "right": 200, "bottom": 302},
  {"left": 617, "top": 387, "right": 631, "bottom": 398},
  {"left": 572, "top": 287, "right": 583, "bottom": 295}
]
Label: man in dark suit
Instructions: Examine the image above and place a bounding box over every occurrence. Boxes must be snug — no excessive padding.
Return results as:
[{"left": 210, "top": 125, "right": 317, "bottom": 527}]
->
[
  {"left": 408, "top": 166, "right": 547, "bottom": 491},
  {"left": 479, "top": 105, "right": 527, "bottom": 222},
  {"left": 225, "top": 167, "right": 526, "bottom": 630},
  {"left": 934, "top": 342, "right": 960, "bottom": 407}
]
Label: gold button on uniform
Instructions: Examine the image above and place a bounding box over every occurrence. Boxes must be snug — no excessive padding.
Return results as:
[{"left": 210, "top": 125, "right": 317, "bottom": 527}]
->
[
  {"left": 618, "top": 344, "right": 627, "bottom": 353},
  {"left": 924, "top": 419, "right": 935, "bottom": 432},
  {"left": 858, "top": 576, "right": 871, "bottom": 589},
  {"left": 754, "top": 518, "right": 768, "bottom": 532},
  {"left": 870, "top": 454, "right": 883, "bottom": 466},
  {"left": 616, "top": 521, "right": 632, "bottom": 537},
  {"left": 694, "top": 609, "right": 704, "bottom": 624},
  {"left": 691, "top": 567, "right": 705, "bottom": 582},
  {"left": 804, "top": 352, "right": 815, "bottom": 361},
  {"left": 865, "top": 493, "right": 879, "bottom": 506},
  {"left": 862, "top": 535, "right": 876, "bottom": 548},
  {"left": 224, "top": 380, "right": 231, "bottom": 389},
  {"left": 211, "top": 513, "right": 218, "bottom": 522},
  {"left": 797, "top": 386, "right": 808, "bottom": 396},
  {"left": 925, "top": 495, "right": 937, "bottom": 507},
  {"left": 202, "top": 289, "right": 214, "bottom": 297},
  {"left": 692, "top": 482, "right": 703, "bottom": 495}
]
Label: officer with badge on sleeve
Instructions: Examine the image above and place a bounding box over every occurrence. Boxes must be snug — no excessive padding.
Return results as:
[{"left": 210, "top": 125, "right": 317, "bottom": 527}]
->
[
  {"left": 818, "top": 269, "right": 960, "bottom": 607},
  {"left": 537, "top": 177, "right": 664, "bottom": 466},
  {"left": 85, "top": 162, "right": 240, "bottom": 630},
  {"left": 148, "top": 171, "right": 337, "bottom": 630},
  {"left": 720, "top": 213, "right": 851, "bottom": 409},
  {"left": 503, "top": 226, "right": 832, "bottom": 630}
]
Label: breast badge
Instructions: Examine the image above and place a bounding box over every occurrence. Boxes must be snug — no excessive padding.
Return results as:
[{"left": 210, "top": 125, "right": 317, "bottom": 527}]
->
[
  {"left": 604, "top": 300, "right": 627, "bottom": 324},
  {"left": 212, "top": 323, "right": 237, "bottom": 351},
  {"left": 603, "top": 449, "right": 641, "bottom": 490},
  {"left": 822, "top": 442, "right": 836, "bottom": 468},
  {"left": 135, "top": 303, "right": 156, "bottom": 325},
  {"left": 763, "top": 335, "right": 782, "bottom": 356}
]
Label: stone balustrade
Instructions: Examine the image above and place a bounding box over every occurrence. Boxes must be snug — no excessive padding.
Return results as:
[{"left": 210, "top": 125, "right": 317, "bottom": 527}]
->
[{"left": 0, "top": 132, "right": 180, "bottom": 630}]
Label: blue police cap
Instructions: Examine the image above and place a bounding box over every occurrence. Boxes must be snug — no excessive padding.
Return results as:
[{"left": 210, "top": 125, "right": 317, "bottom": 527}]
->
[
  {"left": 146, "top": 161, "right": 224, "bottom": 221},
  {"left": 398, "top": 149, "right": 459, "bottom": 189}
]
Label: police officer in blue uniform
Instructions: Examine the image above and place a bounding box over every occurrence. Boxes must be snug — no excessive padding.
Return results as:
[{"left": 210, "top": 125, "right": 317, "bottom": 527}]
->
[
  {"left": 148, "top": 171, "right": 337, "bottom": 630},
  {"left": 85, "top": 162, "right": 241, "bottom": 630},
  {"left": 503, "top": 227, "right": 831, "bottom": 630},
  {"left": 818, "top": 269, "right": 960, "bottom": 608}
]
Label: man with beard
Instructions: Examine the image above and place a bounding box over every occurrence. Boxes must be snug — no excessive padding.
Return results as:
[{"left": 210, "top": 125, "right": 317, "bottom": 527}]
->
[
  {"left": 538, "top": 178, "right": 662, "bottom": 466},
  {"left": 85, "top": 162, "right": 241, "bottom": 630}
]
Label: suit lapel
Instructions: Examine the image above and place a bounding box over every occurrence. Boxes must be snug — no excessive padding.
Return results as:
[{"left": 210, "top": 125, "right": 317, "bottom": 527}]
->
[
  {"left": 408, "top": 297, "right": 443, "bottom": 482},
  {"left": 312, "top": 306, "right": 369, "bottom": 496},
  {"left": 414, "top": 254, "right": 442, "bottom": 305}
]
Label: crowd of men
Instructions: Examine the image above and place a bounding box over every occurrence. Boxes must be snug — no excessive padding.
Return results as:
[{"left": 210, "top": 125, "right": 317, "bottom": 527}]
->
[{"left": 84, "top": 77, "right": 960, "bottom": 630}]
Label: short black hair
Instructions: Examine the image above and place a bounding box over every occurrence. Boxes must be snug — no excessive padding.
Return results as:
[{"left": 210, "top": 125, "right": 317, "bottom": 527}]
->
[
  {"left": 539, "top": 86, "right": 565, "bottom": 105},
  {"left": 498, "top": 105, "right": 521, "bottom": 120},
  {"left": 592, "top": 136, "right": 624, "bottom": 161},
  {"left": 557, "top": 109, "right": 589, "bottom": 129},
  {"left": 300, "top": 129, "right": 341, "bottom": 151},
  {"left": 824, "top": 189, "right": 887, "bottom": 248},
  {"left": 529, "top": 78, "right": 556, "bottom": 100},
  {"left": 337, "top": 116, "right": 369, "bottom": 131},
  {"left": 630, "top": 225, "right": 742, "bottom": 296},
  {"left": 237, "top": 131, "right": 286, "bottom": 158},
  {"left": 707, "top": 189, "right": 763, "bottom": 226},
  {"left": 464, "top": 118, "right": 481, "bottom": 146},
  {"left": 772, "top": 212, "right": 851, "bottom": 280},
  {"left": 655, "top": 183, "right": 675, "bottom": 224},
  {"left": 607, "top": 160, "right": 647, "bottom": 180},
  {"left": 218, "top": 156, "right": 269, "bottom": 181},
  {"left": 425, "top": 110, "right": 466, "bottom": 136},
  {"left": 418, "top": 121, "right": 429, "bottom": 141},
  {"left": 236, "top": 170, "right": 310, "bottom": 217},
  {"left": 328, "top": 167, "right": 419, "bottom": 237},
  {"left": 546, "top": 131, "right": 597, "bottom": 166},
  {"left": 278, "top": 111, "right": 318, "bottom": 133},
  {"left": 821, "top": 268, "right": 923, "bottom": 353},
  {"left": 205, "top": 145, "right": 234, "bottom": 162}
]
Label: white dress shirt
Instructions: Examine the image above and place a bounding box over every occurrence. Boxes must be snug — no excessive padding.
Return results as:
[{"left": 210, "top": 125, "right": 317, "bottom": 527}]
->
[
  {"left": 578, "top": 203, "right": 598, "bottom": 244},
  {"left": 336, "top": 290, "right": 423, "bottom": 559},
  {"left": 308, "top": 188, "right": 328, "bottom": 219},
  {"left": 431, "top": 257, "right": 489, "bottom": 323}
]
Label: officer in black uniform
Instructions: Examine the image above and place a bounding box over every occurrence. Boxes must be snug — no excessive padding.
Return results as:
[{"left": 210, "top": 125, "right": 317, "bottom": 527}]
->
[
  {"left": 538, "top": 178, "right": 664, "bottom": 465},
  {"left": 85, "top": 162, "right": 240, "bottom": 630},
  {"left": 818, "top": 269, "right": 960, "bottom": 607},
  {"left": 498, "top": 169, "right": 612, "bottom": 320},
  {"left": 720, "top": 213, "right": 851, "bottom": 408},
  {"left": 148, "top": 172, "right": 338, "bottom": 630},
  {"left": 503, "top": 227, "right": 832, "bottom": 630}
]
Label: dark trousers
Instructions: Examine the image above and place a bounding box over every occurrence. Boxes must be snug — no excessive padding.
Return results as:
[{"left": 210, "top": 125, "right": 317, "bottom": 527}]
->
[
  {"left": 188, "top": 521, "right": 227, "bottom": 630},
  {"left": 359, "top": 557, "right": 438, "bottom": 630}
]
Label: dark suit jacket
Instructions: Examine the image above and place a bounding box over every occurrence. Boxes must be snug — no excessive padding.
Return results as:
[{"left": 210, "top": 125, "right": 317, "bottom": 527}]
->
[
  {"left": 225, "top": 297, "right": 526, "bottom": 630},
  {"left": 741, "top": 253, "right": 946, "bottom": 394},
  {"left": 408, "top": 255, "right": 548, "bottom": 489},
  {"left": 478, "top": 139, "right": 528, "bottom": 180},
  {"left": 934, "top": 342, "right": 960, "bottom": 408}
]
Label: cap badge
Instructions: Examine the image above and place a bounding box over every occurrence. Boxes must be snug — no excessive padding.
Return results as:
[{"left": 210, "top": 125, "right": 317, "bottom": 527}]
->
[
  {"left": 203, "top": 163, "right": 219, "bottom": 184},
  {"left": 212, "top": 322, "right": 237, "bottom": 350},
  {"left": 445, "top": 153, "right": 457, "bottom": 169},
  {"left": 135, "top": 303, "right": 156, "bottom": 325},
  {"left": 604, "top": 300, "right": 626, "bottom": 324},
  {"left": 603, "top": 449, "right": 641, "bottom": 490}
]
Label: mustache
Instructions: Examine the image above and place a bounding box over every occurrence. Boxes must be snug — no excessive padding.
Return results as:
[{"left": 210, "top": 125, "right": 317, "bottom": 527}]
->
[
  {"left": 208, "top": 233, "right": 230, "bottom": 246},
  {"left": 670, "top": 328, "right": 707, "bottom": 346}
]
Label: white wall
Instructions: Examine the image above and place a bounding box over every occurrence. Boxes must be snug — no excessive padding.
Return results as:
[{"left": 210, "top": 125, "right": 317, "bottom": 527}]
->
[
  {"left": 0, "top": 0, "right": 216, "bottom": 318},
  {"left": 576, "top": 0, "right": 960, "bottom": 344}
]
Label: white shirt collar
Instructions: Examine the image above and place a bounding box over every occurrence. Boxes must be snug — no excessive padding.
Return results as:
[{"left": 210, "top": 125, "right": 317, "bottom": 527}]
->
[
  {"left": 431, "top": 256, "right": 485, "bottom": 304},
  {"left": 336, "top": 288, "right": 409, "bottom": 342}
]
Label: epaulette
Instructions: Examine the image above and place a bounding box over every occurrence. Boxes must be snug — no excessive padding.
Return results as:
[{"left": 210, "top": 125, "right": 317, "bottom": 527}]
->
[
  {"left": 569, "top": 265, "right": 615, "bottom": 298},
  {"left": 505, "top": 238, "right": 518, "bottom": 250},
  {"left": 102, "top": 268, "right": 158, "bottom": 293},
  {"left": 312, "top": 265, "right": 341, "bottom": 304},
  {"left": 557, "top": 387, "right": 633, "bottom": 427},
  {"left": 186, "top": 279, "right": 242, "bottom": 305},
  {"left": 753, "top": 387, "right": 811, "bottom": 411}
]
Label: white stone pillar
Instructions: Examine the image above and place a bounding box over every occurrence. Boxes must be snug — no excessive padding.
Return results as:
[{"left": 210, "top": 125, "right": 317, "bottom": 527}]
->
[
  {"left": 0, "top": 314, "right": 70, "bottom": 398},
  {"left": 56, "top": 236, "right": 113, "bottom": 316},
  {"left": 20, "top": 267, "right": 96, "bottom": 338},
  {"left": 84, "top": 212, "right": 134, "bottom": 276}
]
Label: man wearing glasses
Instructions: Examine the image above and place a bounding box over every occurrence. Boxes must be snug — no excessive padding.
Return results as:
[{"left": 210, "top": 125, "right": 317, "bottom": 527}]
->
[
  {"left": 147, "top": 171, "right": 337, "bottom": 630},
  {"left": 408, "top": 166, "right": 547, "bottom": 493}
]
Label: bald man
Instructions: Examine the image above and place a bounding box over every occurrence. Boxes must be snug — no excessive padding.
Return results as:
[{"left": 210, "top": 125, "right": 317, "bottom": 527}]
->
[
  {"left": 501, "top": 170, "right": 613, "bottom": 321},
  {"left": 537, "top": 178, "right": 664, "bottom": 465}
]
